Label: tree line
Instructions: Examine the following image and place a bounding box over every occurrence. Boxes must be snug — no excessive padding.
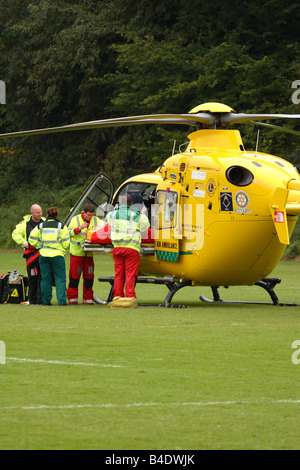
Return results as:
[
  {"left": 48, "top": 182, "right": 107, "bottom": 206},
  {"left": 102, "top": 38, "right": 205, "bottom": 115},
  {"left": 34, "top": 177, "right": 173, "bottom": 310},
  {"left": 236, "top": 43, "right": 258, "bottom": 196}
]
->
[{"left": 0, "top": 0, "right": 300, "bottom": 251}]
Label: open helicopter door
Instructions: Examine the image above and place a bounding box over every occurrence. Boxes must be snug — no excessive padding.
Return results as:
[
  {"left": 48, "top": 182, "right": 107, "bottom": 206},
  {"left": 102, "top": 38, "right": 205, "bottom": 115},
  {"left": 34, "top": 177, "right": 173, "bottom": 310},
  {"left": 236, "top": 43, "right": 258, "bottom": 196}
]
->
[
  {"left": 65, "top": 172, "right": 114, "bottom": 226},
  {"left": 154, "top": 182, "right": 183, "bottom": 262}
]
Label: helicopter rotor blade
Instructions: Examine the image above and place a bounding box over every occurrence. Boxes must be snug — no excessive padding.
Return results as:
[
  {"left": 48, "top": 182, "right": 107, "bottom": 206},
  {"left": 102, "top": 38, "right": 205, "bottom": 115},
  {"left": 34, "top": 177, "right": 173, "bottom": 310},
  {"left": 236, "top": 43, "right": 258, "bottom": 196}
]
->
[
  {"left": 221, "top": 112, "right": 300, "bottom": 126},
  {"left": 250, "top": 121, "right": 300, "bottom": 136},
  {"left": 67, "top": 113, "right": 215, "bottom": 127},
  {"left": 0, "top": 113, "right": 215, "bottom": 140}
]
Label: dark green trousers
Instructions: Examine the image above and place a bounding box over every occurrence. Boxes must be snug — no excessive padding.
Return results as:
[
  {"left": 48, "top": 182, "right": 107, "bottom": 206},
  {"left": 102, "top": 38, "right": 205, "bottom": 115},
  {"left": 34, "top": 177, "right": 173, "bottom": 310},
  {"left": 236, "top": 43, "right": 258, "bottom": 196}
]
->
[{"left": 39, "top": 255, "right": 67, "bottom": 305}]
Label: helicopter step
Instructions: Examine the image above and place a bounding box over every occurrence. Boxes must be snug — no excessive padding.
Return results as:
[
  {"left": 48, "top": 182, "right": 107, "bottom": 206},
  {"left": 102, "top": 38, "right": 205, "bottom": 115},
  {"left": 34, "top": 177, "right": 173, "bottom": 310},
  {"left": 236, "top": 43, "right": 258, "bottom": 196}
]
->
[
  {"left": 96, "top": 276, "right": 191, "bottom": 308},
  {"left": 200, "top": 278, "right": 299, "bottom": 307}
]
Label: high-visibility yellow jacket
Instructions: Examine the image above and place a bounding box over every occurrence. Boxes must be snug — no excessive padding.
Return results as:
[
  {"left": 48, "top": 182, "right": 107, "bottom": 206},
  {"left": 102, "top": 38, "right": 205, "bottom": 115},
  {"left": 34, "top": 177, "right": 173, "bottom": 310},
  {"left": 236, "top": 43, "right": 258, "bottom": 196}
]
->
[
  {"left": 106, "top": 205, "right": 150, "bottom": 253},
  {"left": 29, "top": 217, "right": 70, "bottom": 258},
  {"left": 68, "top": 212, "right": 101, "bottom": 257},
  {"left": 12, "top": 214, "right": 46, "bottom": 247}
]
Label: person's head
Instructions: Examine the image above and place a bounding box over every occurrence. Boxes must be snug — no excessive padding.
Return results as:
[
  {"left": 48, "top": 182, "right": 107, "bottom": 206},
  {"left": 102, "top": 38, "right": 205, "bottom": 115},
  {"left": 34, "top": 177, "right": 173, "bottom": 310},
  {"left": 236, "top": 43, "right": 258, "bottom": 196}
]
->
[
  {"left": 31, "top": 204, "right": 43, "bottom": 222},
  {"left": 119, "top": 194, "right": 132, "bottom": 207},
  {"left": 83, "top": 203, "right": 95, "bottom": 222},
  {"left": 47, "top": 207, "right": 58, "bottom": 220}
]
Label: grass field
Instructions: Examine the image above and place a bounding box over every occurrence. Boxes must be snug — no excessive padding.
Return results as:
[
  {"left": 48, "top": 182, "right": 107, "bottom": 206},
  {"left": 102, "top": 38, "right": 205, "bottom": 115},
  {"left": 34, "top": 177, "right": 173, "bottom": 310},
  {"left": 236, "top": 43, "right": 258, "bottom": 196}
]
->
[{"left": 0, "top": 251, "right": 300, "bottom": 450}]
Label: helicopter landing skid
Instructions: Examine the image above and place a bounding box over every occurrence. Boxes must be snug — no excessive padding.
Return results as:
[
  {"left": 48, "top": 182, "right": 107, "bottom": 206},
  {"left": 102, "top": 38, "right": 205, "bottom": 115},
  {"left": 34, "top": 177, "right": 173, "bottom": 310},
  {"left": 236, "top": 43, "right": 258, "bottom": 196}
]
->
[
  {"left": 97, "top": 276, "right": 191, "bottom": 308},
  {"left": 200, "top": 278, "right": 299, "bottom": 307}
]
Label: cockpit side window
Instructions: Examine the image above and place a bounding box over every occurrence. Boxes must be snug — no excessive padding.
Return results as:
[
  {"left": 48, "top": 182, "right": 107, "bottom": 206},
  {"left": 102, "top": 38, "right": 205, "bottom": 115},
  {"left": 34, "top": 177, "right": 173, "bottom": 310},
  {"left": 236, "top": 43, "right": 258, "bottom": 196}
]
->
[{"left": 155, "top": 190, "right": 178, "bottom": 230}]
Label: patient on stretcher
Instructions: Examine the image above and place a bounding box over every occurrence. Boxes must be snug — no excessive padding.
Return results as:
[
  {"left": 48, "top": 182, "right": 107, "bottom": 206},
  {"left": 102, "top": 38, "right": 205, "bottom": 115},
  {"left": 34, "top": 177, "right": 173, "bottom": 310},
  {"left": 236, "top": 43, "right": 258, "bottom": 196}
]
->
[{"left": 87, "top": 223, "right": 154, "bottom": 246}]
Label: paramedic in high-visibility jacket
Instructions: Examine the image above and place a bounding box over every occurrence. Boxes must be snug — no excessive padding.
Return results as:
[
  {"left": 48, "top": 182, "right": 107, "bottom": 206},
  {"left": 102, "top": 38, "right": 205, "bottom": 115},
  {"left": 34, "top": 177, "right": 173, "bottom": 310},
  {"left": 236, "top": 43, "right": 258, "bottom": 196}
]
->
[
  {"left": 12, "top": 204, "right": 45, "bottom": 304},
  {"left": 29, "top": 207, "right": 70, "bottom": 306},
  {"left": 106, "top": 194, "right": 149, "bottom": 301},
  {"left": 67, "top": 203, "right": 101, "bottom": 305}
]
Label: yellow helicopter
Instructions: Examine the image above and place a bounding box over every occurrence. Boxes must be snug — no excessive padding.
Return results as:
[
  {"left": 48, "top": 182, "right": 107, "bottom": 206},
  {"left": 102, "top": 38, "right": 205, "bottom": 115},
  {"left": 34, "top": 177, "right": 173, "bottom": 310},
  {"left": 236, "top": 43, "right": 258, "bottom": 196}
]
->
[{"left": 1, "top": 102, "right": 300, "bottom": 307}]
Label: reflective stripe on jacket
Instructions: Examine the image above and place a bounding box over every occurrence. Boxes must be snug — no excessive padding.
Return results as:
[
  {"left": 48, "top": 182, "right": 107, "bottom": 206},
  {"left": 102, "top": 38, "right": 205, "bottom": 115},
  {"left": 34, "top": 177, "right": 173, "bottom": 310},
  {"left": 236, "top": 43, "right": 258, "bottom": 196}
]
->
[
  {"left": 68, "top": 213, "right": 101, "bottom": 257},
  {"left": 29, "top": 217, "right": 70, "bottom": 258},
  {"left": 106, "top": 205, "right": 149, "bottom": 253}
]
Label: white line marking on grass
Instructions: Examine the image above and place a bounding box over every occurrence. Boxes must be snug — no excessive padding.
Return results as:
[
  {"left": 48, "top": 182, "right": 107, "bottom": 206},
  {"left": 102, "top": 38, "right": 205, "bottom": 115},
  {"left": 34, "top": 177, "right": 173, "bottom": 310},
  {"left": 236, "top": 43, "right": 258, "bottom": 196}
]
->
[
  {"left": 7, "top": 357, "right": 122, "bottom": 368},
  {"left": 8, "top": 327, "right": 77, "bottom": 331},
  {"left": 1, "top": 399, "right": 300, "bottom": 412}
]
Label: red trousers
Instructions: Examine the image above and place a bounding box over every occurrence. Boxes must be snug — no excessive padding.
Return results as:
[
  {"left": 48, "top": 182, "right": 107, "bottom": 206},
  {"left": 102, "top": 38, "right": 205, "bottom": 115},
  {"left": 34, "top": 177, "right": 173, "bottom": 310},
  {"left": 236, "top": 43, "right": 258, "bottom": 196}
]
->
[
  {"left": 112, "top": 247, "right": 140, "bottom": 298},
  {"left": 67, "top": 255, "right": 94, "bottom": 304}
]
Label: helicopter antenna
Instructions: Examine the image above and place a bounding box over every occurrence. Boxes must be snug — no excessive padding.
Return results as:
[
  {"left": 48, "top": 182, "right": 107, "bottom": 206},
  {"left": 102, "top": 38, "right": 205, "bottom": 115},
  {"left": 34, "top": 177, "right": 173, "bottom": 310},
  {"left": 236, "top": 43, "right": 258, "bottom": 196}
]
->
[
  {"left": 255, "top": 129, "right": 260, "bottom": 155},
  {"left": 172, "top": 140, "right": 176, "bottom": 155}
]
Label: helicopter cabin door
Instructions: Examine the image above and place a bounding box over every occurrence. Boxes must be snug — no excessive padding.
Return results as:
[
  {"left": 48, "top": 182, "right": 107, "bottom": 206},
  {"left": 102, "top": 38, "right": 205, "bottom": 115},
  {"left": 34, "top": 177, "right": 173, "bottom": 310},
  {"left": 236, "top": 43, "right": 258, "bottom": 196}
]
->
[
  {"left": 65, "top": 172, "right": 114, "bottom": 226},
  {"left": 154, "top": 184, "right": 182, "bottom": 262}
]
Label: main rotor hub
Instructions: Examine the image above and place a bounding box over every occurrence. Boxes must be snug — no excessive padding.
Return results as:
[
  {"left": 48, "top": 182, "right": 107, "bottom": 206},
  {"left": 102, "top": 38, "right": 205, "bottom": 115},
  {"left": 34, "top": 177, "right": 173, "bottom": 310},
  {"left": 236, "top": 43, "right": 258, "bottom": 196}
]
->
[{"left": 189, "top": 102, "right": 236, "bottom": 114}]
